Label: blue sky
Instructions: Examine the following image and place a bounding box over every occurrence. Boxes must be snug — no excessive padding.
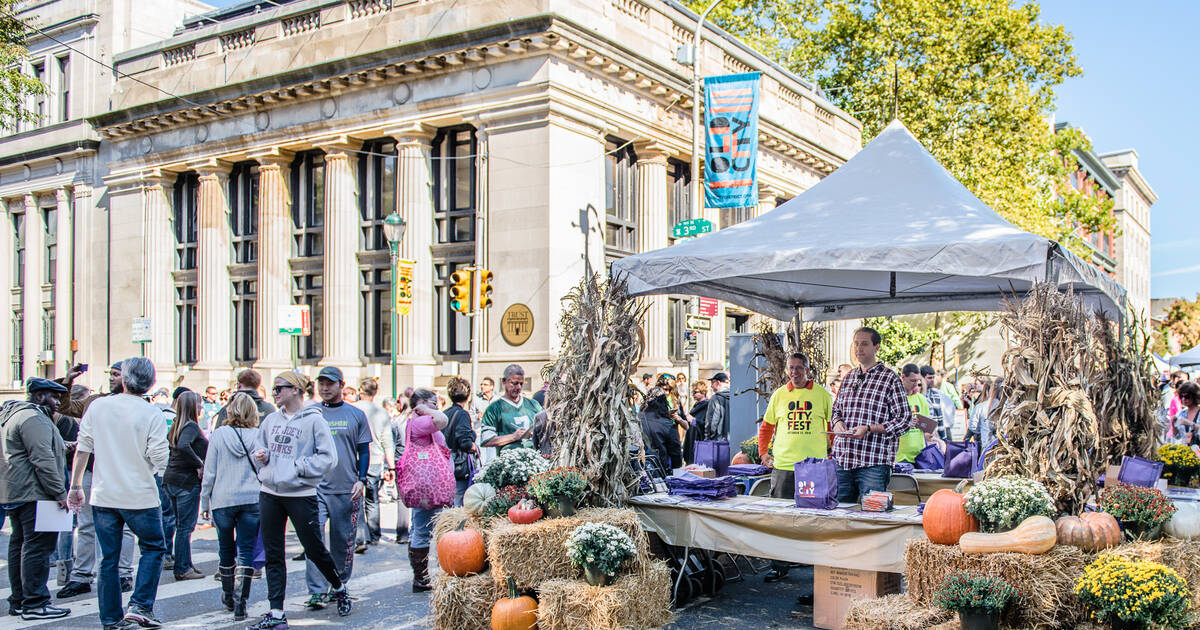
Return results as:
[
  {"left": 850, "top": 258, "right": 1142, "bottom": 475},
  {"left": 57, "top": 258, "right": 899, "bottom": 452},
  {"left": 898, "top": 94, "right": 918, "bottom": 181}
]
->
[{"left": 200, "top": 0, "right": 1197, "bottom": 299}]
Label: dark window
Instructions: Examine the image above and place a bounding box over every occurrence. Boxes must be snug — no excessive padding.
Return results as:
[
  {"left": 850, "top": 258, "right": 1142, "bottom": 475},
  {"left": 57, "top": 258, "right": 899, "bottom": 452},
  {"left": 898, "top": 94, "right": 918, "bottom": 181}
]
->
[
  {"left": 11, "top": 311, "right": 23, "bottom": 383},
  {"left": 726, "top": 312, "right": 749, "bottom": 335},
  {"left": 230, "top": 162, "right": 260, "bottom": 264},
  {"left": 667, "top": 159, "right": 691, "bottom": 243},
  {"left": 173, "top": 172, "right": 199, "bottom": 270},
  {"left": 359, "top": 139, "right": 397, "bottom": 251},
  {"left": 42, "top": 207, "right": 56, "bottom": 285},
  {"left": 291, "top": 151, "right": 325, "bottom": 258},
  {"left": 12, "top": 212, "right": 24, "bottom": 288},
  {"left": 604, "top": 138, "right": 637, "bottom": 258},
  {"left": 294, "top": 273, "right": 323, "bottom": 362},
  {"left": 31, "top": 62, "right": 44, "bottom": 124},
  {"left": 362, "top": 267, "right": 391, "bottom": 359},
  {"left": 42, "top": 307, "right": 54, "bottom": 356},
  {"left": 720, "top": 206, "right": 752, "bottom": 229},
  {"left": 432, "top": 126, "right": 476, "bottom": 244},
  {"left": 57, "top": 55, "right": 69, "bottom": 121},
  {"left": 232, "top": 279, "right": 256, "bottom": 364},
  {"left": 176, "top": 285, "right": 197, "bottom": 365},
  {"left": 667, "top": 297, "right": 693, "bottom": 362},
  {"left": 435, "top": 261, "right": 471, "bottom": 356}
]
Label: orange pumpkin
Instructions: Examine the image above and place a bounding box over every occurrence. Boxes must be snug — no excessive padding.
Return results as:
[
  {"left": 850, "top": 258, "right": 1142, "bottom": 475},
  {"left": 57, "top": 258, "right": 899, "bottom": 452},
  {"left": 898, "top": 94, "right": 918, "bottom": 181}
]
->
[
  {"left": 508, "top": 499, "right": 543, "bottom": 525},
  {"left": 437, "top": 519, "right": 486, "bottom": 576},
  {"left": 732, "top": 452, "right": 751, "bottom": 466},
  {"left": 492, "top": 575, "right": 538, "bottom": 630},
  {"left": 922, "top": 486, "right": 979, "bottom": 545},
  {"left": 1055, "top": 512, "right": 1121, "bottom": 552}
]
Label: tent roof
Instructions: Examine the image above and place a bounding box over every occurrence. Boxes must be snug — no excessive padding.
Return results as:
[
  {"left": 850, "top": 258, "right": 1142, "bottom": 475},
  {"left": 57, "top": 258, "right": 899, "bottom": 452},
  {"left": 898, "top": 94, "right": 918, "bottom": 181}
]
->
[
  {"left": 1169, "top": 346, "right": 1200, "bottom": 368},
  {"left": 611, "top": 120, "right": 1125, "bottom": 322}
]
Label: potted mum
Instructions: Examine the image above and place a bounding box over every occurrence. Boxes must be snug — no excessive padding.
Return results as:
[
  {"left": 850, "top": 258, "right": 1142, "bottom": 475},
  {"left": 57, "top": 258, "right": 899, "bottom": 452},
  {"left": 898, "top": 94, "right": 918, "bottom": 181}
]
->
[
  {"left": 1075, "top": 554, "right": 1192, "bottom": 630},
  {"left": 528, "top": 467, "right": 587, "bottom": 517},
  {"left": 963, "top": 476, "right": 1056, "bottom": 532},
  {"left": 477, "top": 448, "right": 550, "bottom": 489},
  {"left": 1100, "top": 482, "right": 1177, "bottom": 540},
  {"left": 565, "top": 522, "right": 636, "bottom": 587},
  {"left": 934, "top": 572, "right": 1018, "bottom": 630},
  {"left": 1159, "top": 444, "right": 1200, "bottom": 487}
]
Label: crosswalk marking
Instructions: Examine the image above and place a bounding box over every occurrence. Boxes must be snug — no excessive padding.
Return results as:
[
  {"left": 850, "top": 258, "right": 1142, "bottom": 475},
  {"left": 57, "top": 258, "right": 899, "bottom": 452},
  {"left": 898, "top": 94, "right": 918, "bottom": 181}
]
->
[{"left": 0, "top": 552, "right": 221, "bottom": 601}]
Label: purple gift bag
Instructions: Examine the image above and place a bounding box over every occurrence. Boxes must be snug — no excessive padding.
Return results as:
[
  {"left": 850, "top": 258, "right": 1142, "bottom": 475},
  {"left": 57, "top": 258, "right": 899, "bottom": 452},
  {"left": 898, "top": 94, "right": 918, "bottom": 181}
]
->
[
  {"left": 252, "top": 530, "right": 266, "bottom": 570},
  {"left": 914, "top": 443, "right": 945, "bottom": 471},
  {"left": 942, "top": 441, "right": 978, "bottom": 479},
  {"left": 793, "top": 457, "right": 839, "bottom": 510},
  {"left": 1117, "top": 455, "right": 1163, "bottom": 488},
  {"left": 694, "top": 440, "right": 731, "bottom": 477}
]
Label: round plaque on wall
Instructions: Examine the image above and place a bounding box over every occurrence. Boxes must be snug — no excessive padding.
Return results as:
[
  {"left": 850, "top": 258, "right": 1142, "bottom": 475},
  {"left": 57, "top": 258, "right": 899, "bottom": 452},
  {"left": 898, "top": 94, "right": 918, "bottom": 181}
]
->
[{"left": 500, "top": 304, "right": 534, "bottom": 346}]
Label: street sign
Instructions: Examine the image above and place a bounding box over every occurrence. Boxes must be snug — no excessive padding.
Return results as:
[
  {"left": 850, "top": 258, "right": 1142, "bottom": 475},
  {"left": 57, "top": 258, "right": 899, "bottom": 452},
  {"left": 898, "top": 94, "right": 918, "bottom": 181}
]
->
[
  {"left": 131, "top": 317, "right": 152, "bottom": 344},
  {"left": 685, "top": 314, "right": 711, "bottom": 331},
  {"left": 279, "top": 305, "right": 311, "bottom": 336},
  {"left": 671, "top": 218, "right": 714, "bottom": 239},
  {"left": 683, "top": 330, "right": 698, "bottom": 355},
  {"left": 697, "top": 297, "right": 718, "bottom": 317},
  {"left": 395, "top": 259, "right": 414, "bottom": 316}
]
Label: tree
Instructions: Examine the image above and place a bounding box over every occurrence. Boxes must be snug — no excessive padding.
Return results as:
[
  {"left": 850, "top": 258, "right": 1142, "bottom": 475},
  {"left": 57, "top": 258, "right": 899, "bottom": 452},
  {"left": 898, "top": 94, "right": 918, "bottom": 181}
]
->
[
  {"left": 864, "top": 316, "right": 939, "bottom": 366},
  {"left": 685, "top": 0, "right": 1116, "bottom": 257},
  {"left": 1155, "top": 295, "right": 1200, "bottom": 356},
  {"left": 0, "top": 1, "right": 47, "bottom": 129}
]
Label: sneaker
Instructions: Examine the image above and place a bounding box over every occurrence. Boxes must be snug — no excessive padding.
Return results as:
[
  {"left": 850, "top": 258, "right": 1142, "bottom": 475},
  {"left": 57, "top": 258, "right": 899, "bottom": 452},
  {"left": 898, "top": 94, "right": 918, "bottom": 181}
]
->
[
  {"left": 161, "top": 555, "right": 174, "bottom": 571},
  {"left": 354, "top": 543, "right": 367, "bottom": 554},
  {"left": 249, "top": 612, "right": 289, "bottom": 630},
  {"left": 120, "top": 577, "right": 133, "bottom": 593},
  {"left": 7, "top": 605, "right": 22, "bottom": 617},
  {"left": 57, "top": 581, "right": 92, "bottom": 598},
  {"left": 173, "top": 568, "right": 205, "bottom": 581},
  {"left": 21, "top": 604, "right": 71, "bottom": 620},
  {"left": 124, "top": 604, "right": 163, "bottom": 628},
  {"left": 303, "top": 593, "right": 327, "bottom": 610},
  {"left": 292, "top": 551, "right": 306, "bottom": 561},
  {"left": 332, "top": 587, "right": 352, "bottom": 617},
  {"left": 104, "top": 620, "right": 139, "bottom": 630}
]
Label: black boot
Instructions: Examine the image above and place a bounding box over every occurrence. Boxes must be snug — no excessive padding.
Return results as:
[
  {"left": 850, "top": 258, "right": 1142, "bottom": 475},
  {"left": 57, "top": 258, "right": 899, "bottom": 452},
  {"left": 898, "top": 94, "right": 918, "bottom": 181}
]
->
[
  {"left": 218, "top": 565, "right": 235, "bottom": 611},
  {"left": 233, "top": 566, "right": 254, "bottom": 620},
  {"left": 409, "top": 547, "right": 432, "bottom": 592}
]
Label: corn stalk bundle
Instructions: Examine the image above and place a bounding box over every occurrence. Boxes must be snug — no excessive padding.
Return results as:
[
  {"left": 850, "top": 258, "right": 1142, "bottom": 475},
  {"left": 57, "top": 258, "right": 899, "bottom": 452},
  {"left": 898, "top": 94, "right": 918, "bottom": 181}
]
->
[
  {"left": 1090, "top": 311, "right": 1160, "bottom": 464},
  {"left": 788, "top": 321, "right": 830, "bottom": 385},
  {"left": 738, "top": 321, "right": 789, "bottom": 399},
  {"left": 542, "top": 273, "right": 648, "bottom": 507},
  {"left": 984, "top": 283, "right": 1103, "bottom": 516}
]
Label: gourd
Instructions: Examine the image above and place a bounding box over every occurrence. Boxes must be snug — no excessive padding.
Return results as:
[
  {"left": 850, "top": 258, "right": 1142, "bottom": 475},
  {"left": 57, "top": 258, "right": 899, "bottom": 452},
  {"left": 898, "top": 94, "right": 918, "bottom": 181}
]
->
[
  {"left": 959, "top": 515, "right": 1057, "bottom": 555},
  {"left": 731, "top": 452, "right": 751, "bottom": 466},
  {"left": 436, "top": 519, "right": 486, "bottom": 576},
  {"left": 464, "top": 483, "right": 497, "bottom": 515},
  {"left": 1164, "top": 502, "right": 1200, "bottom": 540},
  {"left": 1055, "top": 512, "right": 1121, "bottom": 552},
  {"left": 922, "top": 484, "right": 979, "bottom": 545},
  {"left": 507, "top": 499, "right": 543, "bottom": 525},
  {"left": 492, "top": 575, "right": 538, "bottom": 630}
]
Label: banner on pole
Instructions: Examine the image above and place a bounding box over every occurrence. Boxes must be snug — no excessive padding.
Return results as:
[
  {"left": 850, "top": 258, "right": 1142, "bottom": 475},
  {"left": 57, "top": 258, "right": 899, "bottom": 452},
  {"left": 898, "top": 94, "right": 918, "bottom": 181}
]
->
[
  {"left": 704, "top": 72, "right": 761, "bottom": 209},
  {"left": 395, "top": 259, "right": 415, "bottom": 316}
]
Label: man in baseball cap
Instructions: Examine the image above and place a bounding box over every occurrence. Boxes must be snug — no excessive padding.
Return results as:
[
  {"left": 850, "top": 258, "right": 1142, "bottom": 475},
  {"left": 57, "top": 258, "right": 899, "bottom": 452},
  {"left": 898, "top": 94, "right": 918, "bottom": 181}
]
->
[{"left": 703, "top": 373, "right": 731, "bottom": 441}]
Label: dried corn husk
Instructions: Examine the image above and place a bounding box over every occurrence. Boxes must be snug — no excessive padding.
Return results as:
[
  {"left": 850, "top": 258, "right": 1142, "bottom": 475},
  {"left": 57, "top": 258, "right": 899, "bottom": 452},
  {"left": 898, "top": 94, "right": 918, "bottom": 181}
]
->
[{"left": 1090, "top": 310, "right": 1160, "bottom": 463}]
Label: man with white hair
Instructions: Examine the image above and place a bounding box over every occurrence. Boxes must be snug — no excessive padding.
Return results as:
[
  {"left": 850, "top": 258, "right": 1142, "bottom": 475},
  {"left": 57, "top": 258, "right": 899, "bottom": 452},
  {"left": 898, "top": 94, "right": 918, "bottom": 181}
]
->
[{"left": 480, "top": 364, "right": 542, "bottom": 457}]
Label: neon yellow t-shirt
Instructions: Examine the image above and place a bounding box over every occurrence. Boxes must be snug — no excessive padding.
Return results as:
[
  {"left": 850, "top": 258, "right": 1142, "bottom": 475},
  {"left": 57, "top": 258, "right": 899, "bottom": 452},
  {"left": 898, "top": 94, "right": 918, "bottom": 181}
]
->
[
  {"left": 763, "top": 382, "right": 832, "bottom": 471},
  {"left": 897, "top": 393, "right": 929, "bottom": 463}
]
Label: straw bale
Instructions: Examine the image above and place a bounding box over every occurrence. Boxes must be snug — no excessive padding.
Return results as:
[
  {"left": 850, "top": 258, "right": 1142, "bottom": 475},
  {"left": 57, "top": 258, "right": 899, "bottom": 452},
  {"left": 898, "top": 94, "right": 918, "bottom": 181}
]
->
[
  {"left": 488, "top": 507, "right": 650, "bottom": 590},
  {"left": 432, "top": 507, "right": 491, "bottom": 548},
  {"left": 843, "top": 594, "right": 952, "bottom": 630},
  {"left": 431, "top": 571, "right": 501, "bottom": 630},
  {"left": 535, "top": 560, "right": 674, "bottom": 630}
]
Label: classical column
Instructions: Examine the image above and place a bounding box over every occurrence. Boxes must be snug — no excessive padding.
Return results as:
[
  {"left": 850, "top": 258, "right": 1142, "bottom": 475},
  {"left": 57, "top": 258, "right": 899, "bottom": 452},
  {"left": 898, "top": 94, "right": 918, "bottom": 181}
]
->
[
  {"left": 756, "top": 186, "right": 777, "bottom": 218},
  {"left": 0, "top": 201, "right": 13, "bottom": 386},
  {"left": 54, "top": 188, "right": 73, "bottom": 368},
  {"left": 253, "top": 152, "right": 295, "bottom": 372},
  {"left": 319, "top": 141, "right": 361, "bottom": 368},
  {"left": 72, "top": 185, "right": 92, "bottom": 364},
  {"left": 142, "top": 175, "right": 176, "bottom": 373},
  {"left": 22, "top": 194, "right": 42, "bottom": 380},
  {"left": 389, "top": 125, "right": 436, "bottom": 366},
  {"left": 195, "top": 163, "right": 233, "bottom": 373},
  {"left": 635, "top": 143, "right": 670, "bottom": 371}
]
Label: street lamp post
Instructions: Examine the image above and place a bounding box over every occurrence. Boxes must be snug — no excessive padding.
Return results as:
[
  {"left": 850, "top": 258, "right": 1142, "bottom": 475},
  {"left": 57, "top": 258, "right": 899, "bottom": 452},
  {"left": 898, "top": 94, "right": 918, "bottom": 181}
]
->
[{"left": 383, "top": 211, "right": 407, "bottom": 400}]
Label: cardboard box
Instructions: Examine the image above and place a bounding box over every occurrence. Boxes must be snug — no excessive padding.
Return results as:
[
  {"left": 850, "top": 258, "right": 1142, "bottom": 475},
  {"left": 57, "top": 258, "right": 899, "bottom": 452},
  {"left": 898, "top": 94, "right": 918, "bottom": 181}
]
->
[
  {"left": 813, "top": 565, "right": 903, "bottom": 630},
  {"left": 683, "top": 465, "right": 716, "bottom": 478}
]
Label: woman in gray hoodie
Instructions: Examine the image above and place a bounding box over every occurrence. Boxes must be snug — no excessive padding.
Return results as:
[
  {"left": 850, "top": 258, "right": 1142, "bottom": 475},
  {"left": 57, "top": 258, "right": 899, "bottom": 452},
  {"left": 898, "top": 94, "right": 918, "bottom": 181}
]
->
[{"left": 248, "top": 371, "right": 351, "bottom": 630}]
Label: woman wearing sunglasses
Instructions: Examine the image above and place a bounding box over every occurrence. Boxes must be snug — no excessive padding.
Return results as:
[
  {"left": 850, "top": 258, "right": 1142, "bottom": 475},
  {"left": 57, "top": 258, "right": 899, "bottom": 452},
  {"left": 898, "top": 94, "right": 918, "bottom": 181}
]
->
[{"left": 1172, "top": 381, "right": 1200, "bottom": 446}]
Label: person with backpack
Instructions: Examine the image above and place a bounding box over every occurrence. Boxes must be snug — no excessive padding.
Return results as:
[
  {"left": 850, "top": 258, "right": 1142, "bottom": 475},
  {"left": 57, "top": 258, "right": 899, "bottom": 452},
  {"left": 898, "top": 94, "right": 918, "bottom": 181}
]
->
[
  {"left": 200, "top": 393, "right": 262, "bottom": 620},
  {"left": 395, "top": 389, "right": 452, "bottom": 593},
  {"left": 442, "top": 378, "right": 478, "bottom": 506}
]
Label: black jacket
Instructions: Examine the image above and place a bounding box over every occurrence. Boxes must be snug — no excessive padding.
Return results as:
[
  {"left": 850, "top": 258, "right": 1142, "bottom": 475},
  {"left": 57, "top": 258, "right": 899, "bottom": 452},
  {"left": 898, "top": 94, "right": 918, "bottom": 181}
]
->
[
  {"left": 441, "top": 405, "right": 476, "bottom": 481},
  {"left": 213, "top": 391, "right": 276, "bottom": 428},
  {"left": 164, "top": 422, "right": 208, "bottom": 490},
  {"left": 703, "top": 390, "right": 730, "bottom": 441}
]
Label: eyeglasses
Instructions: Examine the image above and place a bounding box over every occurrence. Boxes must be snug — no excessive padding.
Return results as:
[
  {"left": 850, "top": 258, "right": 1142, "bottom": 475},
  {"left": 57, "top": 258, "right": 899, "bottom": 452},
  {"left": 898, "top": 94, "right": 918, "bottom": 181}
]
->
[{"left": 272, "top": 385, "right": 295, "bottom": 394}]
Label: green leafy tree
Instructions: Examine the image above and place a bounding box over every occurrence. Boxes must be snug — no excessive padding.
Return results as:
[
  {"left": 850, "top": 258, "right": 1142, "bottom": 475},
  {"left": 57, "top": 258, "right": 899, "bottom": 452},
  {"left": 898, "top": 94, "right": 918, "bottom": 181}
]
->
[
  {"left": 0, "top": 2, "right": 46, "bottom": 129},
  {"left": 685, "top": 0, "right": 1116, "bottom": 257},
  {"left": 1155, "top": 295, "right": 1200, "bottom": 356},
  {"left": 864, "top": 316, "right": 939, "bottom": 366}
]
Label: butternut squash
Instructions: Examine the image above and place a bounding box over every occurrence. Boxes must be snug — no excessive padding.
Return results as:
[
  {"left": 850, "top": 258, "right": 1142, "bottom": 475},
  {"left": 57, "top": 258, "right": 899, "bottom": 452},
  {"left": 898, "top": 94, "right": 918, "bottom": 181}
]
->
[{"left": 959, "top": 515, "right": 1057, "bottom": 555}]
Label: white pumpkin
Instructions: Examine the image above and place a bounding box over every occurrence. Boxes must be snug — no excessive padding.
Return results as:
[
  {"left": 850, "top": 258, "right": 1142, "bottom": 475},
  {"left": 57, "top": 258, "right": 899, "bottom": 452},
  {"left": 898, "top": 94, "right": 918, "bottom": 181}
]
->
[
  {"left": 463, "top": 483, "right": 496, "bottom": 515},
  {"left": 1164, "top": 501, "right": 1200, "bottom": 540}
]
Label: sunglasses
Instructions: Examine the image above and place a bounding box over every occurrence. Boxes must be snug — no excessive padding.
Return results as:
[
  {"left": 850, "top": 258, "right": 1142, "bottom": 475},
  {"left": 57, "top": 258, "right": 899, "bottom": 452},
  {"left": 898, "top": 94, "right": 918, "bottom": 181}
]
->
[{"left": 272, "top": 385, "right": 296, "bottom": 394}]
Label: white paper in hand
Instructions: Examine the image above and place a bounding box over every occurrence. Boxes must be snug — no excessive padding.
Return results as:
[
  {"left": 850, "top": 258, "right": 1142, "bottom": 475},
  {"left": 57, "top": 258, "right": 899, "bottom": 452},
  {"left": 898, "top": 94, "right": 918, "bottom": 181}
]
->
[{"left": 35, "top": 500, "right": 73, "bottom": 532}]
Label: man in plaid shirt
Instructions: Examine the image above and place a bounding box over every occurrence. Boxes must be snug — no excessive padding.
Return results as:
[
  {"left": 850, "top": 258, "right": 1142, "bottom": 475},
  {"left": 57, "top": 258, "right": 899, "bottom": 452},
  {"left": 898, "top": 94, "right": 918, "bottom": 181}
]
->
[{"left": 830, "top": 327, "right": 915, "bottom": 502}]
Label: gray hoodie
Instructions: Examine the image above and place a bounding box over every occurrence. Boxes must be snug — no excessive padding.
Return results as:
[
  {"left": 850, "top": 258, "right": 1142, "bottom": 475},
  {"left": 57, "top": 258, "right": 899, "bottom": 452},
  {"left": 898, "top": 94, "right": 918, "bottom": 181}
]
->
[
  {"left": 200, "top": 425, "right": 262, "bottom": 511},
  {"left": 254, "top": 405, "right": 337, "bottom": 497}
]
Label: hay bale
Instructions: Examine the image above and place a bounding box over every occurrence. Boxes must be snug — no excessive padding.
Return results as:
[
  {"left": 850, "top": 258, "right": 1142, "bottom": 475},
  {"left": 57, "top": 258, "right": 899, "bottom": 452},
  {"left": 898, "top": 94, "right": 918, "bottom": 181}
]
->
[
  {"left": 432, "top": 507, "right": 489, "bottom": 547},
  {"left": 1159, "top": 537, "right": 1200, "bottom": 615},
  {"left": 431, "top": 571, "right": 501, "bottom": 630},
  {"left": 904, "top": 538, "right": 1092, "bottom": 628},
  {"left": 843, "top": 594, "right": 952, "bottom": 630},
  {"left": 535, "top": 561, "right": 674, "bottom": 630},
  {"left": 488, "top": 507, "right": 649, "bottom": 590}
]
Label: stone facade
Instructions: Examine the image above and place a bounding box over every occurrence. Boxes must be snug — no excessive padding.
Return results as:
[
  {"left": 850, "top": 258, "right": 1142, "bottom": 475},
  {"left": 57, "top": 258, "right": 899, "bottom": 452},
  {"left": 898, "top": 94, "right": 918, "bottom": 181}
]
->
[{"left": 1102, "top": 149, "right": 1156, "bottom": 319}]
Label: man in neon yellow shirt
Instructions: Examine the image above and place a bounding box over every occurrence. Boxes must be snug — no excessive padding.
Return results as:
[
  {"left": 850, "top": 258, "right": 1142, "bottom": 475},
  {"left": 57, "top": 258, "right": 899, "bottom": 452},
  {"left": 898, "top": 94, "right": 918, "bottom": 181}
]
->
[
  {"left": 898, "top": 364, "right": 930, "bottom": 463},
  {"left": 758, "top": 352, "right": 831, "bottom": 584}
]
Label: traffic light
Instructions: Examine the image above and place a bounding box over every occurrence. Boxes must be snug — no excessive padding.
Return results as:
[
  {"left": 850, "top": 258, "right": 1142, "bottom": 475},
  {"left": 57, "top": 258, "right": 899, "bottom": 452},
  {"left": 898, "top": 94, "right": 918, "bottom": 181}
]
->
[
  {"left": 449, "top": 269, "right": 473, "bottom": 314},
  {"left": 477, "top": 268, "right": 494, "bottom": 309}
]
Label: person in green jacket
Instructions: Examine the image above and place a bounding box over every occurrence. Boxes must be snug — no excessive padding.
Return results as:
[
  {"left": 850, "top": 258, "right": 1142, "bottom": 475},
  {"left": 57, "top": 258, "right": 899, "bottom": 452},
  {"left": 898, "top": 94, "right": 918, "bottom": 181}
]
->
[{"left": 480, "top": 364, "right": 543, "bottom": 456}]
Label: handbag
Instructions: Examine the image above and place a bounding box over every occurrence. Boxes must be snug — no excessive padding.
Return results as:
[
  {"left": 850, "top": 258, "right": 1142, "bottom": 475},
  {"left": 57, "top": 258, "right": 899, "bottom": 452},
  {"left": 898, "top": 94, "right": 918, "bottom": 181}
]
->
[
  {"left": 693, "top": 440, "right": 731, "bottom": 477},
  {"left": 942, "top": 440, "right": 978, "bottom": 479},
  {"left": 1117, "top": 455, "right": 1163, "bottom": 488},
  {"left": 793, "top": 457, "right": 839, "bottom": 510},
  {"left": 395, "top": 415, "right": 455, "bottom": 510},
  {"left": 231, "top": 428, "right": 267, "bottom": 570},
  {"left": 446, "top": 407, "right": 474, "bottom": 482},
  {"left": 913, "top": 443, "right": 945, "bottom": 471}
]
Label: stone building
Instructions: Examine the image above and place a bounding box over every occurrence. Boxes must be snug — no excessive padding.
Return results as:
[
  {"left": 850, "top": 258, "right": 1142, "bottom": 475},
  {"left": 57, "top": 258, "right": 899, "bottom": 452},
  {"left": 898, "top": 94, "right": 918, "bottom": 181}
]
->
[
  {"left": 1102, "top": 149, "right": 1156, "bottom": 319},
  {"left": 3, "top": 0, "right": 860, "bottom": 395}
]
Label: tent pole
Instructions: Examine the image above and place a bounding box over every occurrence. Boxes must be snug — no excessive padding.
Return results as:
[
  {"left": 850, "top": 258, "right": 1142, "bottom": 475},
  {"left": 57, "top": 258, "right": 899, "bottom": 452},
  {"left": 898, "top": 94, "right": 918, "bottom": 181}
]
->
[{"left": 792, "top": 309, "right": 802, "bottom": 350}]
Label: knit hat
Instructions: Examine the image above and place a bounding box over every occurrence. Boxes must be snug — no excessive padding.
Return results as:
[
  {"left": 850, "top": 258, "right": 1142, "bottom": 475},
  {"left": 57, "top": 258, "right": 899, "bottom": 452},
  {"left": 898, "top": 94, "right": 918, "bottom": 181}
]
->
[{"left": 277, "top": 370, "right": 310, "bottom": 392}]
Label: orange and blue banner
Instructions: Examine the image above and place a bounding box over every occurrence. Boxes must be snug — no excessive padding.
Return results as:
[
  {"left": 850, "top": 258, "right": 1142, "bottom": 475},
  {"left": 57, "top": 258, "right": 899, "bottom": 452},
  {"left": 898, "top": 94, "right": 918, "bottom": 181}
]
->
[{"left": 704, "top": 72, "right": 761, "bottom": 209}]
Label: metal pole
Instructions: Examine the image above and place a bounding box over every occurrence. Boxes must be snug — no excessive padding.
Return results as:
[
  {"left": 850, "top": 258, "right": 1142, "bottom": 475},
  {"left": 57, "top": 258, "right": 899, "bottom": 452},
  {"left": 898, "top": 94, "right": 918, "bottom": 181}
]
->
[
  {"left": 470, "top": 266, "right": 481, "bottom": 392},
  {"left": 390, "top": 246, "right": 399, "bottom": 400}
]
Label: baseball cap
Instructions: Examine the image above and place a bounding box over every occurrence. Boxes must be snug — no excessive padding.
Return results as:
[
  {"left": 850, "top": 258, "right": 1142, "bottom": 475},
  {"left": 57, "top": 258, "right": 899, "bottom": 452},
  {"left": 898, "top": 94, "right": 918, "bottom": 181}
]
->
[
  {"left": 710, "top": 372, "right": 729, "bottom": 383},
  {"left": 317, "top": 366, "right": 344, "bottom": 383}
]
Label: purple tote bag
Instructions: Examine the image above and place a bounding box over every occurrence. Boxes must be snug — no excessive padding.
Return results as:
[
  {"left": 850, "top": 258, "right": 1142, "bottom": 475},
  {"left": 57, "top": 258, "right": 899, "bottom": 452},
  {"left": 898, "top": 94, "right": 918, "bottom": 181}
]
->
[
  {"left": 694, "top": 440, "right": 731, "bottom": 477},
  {"left": 1117, "top": 455, "right": 1163, "bottom": 488},
  {"left": 942, "top": 441, "right": 979, "bottom": 479},
  {"left": 793, "top": 458, "right": 839, "bottom": 510}
]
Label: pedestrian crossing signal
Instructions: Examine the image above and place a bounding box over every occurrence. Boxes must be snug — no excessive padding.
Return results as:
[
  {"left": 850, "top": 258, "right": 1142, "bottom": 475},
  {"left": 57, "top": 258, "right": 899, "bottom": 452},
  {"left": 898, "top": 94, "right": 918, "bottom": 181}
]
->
[
  {"left": 449, "top": 269, "right": 472, "bottom": 314},
  {"left": 478, "top": 269, "right": 494, "bottom": 309}
]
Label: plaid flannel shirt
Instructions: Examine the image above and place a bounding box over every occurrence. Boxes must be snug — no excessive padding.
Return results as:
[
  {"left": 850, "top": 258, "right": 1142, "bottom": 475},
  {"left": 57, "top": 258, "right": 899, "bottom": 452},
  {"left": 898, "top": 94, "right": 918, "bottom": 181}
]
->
[{"left": 831, "top": 362, "right": 914, "bottom": 470}]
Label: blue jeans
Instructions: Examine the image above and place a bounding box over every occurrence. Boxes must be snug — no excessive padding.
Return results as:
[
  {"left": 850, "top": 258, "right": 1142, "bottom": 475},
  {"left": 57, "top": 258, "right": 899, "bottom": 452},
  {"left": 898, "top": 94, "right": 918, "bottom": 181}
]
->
[
  {"left": 411, "top": 507, "right": 442, "bottom": 549},
  {"left": 93, "top": 506, "right": 166, "bottom": 625},
  {"left": 163, "top": 483, "right": 201, "bottom": 574},
  {"left": 155, "top": 477, "right": 176, "bottom": 559},
  {"left": 212, "top": 504, "right": 260, "bottom": 568},
  {"left": 835, "top": 464, "right": 892, "bottom": 503}
]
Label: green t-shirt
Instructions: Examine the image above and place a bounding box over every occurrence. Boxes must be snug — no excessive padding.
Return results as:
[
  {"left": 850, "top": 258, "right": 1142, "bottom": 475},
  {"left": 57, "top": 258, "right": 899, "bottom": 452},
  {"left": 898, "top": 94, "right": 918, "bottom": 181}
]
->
[
  {"left": 897, "top": 393, "right": 930, "bottom": 463},
  {"left": 480, "top": 396, "right": 543, "bottom": 451},
  {"left": 763, "top": 382, "right": 832, "bottom": 471}
]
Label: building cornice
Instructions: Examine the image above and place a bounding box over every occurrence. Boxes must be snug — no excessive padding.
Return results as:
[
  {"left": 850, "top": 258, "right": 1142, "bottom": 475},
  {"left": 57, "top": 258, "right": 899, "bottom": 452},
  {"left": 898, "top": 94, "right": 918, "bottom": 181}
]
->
[{"left": 0, "top": 140, "right": 99, "bottom": 170}]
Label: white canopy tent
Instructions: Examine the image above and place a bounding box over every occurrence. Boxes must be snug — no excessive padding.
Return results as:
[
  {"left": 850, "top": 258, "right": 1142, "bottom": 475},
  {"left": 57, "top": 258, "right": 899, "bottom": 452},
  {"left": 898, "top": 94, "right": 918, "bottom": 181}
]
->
[
  {"left": 611, "top": 120, "right": 1125, "bottom": 322},
  {"left": 1169, "top": 346, "right": 1200, "bottom": 369}
]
